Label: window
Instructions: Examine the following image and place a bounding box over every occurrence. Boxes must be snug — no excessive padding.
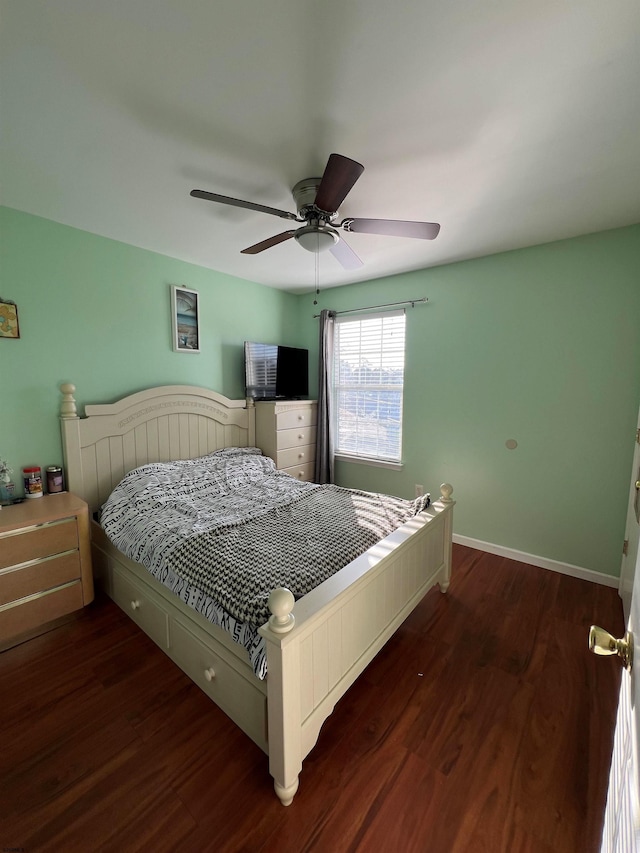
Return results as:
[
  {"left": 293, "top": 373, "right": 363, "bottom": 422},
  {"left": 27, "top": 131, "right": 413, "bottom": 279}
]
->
[{"left": 332, "top": 310, "right": 406, "bottom": 464}]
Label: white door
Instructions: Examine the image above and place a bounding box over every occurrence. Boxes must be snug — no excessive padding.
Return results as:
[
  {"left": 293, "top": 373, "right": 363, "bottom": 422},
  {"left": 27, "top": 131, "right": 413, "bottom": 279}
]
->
[
  {"left": 599, "top": 416, "right": 640, "bottom": 852},
  {"left": 620, "top": 420, "right": 640, "bottom": 623}
]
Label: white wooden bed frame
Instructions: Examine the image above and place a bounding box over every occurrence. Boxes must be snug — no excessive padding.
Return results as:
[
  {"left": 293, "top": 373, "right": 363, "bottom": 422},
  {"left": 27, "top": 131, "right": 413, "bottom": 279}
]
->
[{"left": 59, "top": 382, "right": 454, "bottom": 806}]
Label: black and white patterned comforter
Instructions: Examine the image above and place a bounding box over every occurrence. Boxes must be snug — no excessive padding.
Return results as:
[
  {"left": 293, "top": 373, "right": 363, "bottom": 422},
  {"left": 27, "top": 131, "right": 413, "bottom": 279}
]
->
[{"left": 100, "top": 447, "right": 430, "bottom": 678}]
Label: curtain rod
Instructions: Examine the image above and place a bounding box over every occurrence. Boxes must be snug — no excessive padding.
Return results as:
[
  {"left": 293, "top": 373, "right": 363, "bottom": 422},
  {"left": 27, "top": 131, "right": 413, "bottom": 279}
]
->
[{"left": 313, "top": 297, "right": 427, "bottom": 319}]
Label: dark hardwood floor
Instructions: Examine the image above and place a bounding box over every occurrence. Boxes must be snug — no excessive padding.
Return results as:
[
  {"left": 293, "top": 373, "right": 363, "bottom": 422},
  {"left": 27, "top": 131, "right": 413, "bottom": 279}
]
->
[{"left": 0, "top": 545, "right": 624, "bottom": 852}]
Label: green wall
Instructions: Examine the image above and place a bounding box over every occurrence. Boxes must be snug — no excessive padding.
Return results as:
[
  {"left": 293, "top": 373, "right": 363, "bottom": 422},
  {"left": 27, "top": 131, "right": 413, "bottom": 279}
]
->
[
  {"left": 2, "top": 206, "right": 639, "bottom": 578},
  {"left": 297, "top": 225, "right": 640, "bottom": 578},
  {"left": 0, "top": 207, "right": 299, "bottom": 486}
]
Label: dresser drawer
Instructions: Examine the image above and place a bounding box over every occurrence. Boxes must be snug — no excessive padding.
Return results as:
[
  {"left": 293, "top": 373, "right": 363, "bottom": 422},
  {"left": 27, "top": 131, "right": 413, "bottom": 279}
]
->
[
  {"left": 281, "top": 461, "right": 315, "bottom": 482},
  {"left": 276, "top": 424, "right": 317, "bottom": 450},
  {"left": 0, "top": 551, "right": 81, "bottom": 606},
  {"left": 0, "top": 494, "right": 92, "bottom": 648},
  {"left": 0, "top": 580, "right": 83, "bottom": 643},
  {"left": 110, "top": 567, "right": 170, "bottom": 649},
  {"left": 169, "top": 620, "right": 267, "bottom": 749},
  {"left": 275, "top": 406, "right": 317, "bottom": 431},
  {"left": 276, "top": 444, "right": 315, "bottom": 470},
  {"left": 0, "top": 518, "right": 78, "bottom": 571}
]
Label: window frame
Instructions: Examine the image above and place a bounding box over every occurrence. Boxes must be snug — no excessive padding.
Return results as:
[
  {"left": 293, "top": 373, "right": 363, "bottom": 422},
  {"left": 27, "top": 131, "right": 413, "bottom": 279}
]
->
[{"left": 331, "top": 309, "right": 406, "bottom": 467}]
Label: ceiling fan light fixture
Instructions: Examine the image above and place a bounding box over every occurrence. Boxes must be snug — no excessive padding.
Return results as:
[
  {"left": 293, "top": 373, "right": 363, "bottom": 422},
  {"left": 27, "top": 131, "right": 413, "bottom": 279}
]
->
[{"left": 295, "top": 225, "right": 338, "bottom": 253}]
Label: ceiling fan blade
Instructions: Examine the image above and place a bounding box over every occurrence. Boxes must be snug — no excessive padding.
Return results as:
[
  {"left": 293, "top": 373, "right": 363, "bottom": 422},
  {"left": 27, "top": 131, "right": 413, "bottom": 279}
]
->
[
  {"left": 343, "top": 218, "right": 441, "bottom": 240},
  {"left": 241, "top": 231, "right": 296, "bottom": 254},
  {"left": 329, "top": 237, "right": 364, "bottom": 271},
  {"left": 190, "top": 189, "right": 298, "bottom": 221},
  {"left": 314, "top": 153, "right": 364, "bottom": 213}
]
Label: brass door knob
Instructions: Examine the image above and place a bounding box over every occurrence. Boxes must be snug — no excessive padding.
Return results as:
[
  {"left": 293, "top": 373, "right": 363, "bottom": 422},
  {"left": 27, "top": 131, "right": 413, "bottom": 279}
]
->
[{"left": 589, "top": 625, "right": 634, "bottom": 671}]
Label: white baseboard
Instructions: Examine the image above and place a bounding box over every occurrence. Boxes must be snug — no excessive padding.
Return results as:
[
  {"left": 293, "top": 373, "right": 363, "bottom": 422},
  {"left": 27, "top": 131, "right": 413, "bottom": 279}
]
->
[{"left": 453, "top": 534, "right": 620, "bottom": 589}]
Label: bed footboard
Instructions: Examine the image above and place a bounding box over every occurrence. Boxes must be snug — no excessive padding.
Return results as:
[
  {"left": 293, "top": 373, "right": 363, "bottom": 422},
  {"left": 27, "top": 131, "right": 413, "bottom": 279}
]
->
[{"left": 260, "top": 485, "right": 454, "bottom": 806}]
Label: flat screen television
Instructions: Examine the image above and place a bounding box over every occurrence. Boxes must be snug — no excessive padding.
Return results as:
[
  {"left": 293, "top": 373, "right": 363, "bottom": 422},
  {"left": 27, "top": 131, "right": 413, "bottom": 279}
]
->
[{"left": 244, "top": 342, "right": 309, "bottom": 400}]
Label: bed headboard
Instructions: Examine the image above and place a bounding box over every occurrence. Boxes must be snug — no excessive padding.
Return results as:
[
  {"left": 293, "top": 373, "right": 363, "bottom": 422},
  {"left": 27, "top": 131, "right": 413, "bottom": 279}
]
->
[{"left": 59, "top": 383, "right": 256, "bottom": 513}]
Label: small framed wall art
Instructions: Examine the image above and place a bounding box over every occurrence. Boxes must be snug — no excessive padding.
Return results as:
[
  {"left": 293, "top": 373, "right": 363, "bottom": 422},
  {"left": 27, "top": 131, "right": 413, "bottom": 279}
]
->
[
  {"left": 171, "top": 285, "right": 200, "bottom": 353},
  {"left": 0, "top": 299, "right": 20, "bottom": 339}
]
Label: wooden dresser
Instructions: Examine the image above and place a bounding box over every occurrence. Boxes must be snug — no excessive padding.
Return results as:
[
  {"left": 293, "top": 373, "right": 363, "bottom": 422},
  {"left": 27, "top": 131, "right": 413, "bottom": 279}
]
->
[
  {"left": 0, "top": 493, "right": 94, "bottom": 647},
  {"left": 255, "top": 400, "right": 318, "bottom": 482}
]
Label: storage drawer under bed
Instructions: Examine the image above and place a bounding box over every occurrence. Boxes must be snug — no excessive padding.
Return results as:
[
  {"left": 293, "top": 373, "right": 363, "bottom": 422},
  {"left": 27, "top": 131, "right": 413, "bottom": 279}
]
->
[
  {"left": 169, "top": 619, "right": 268, "bottom": 752},
  {"left": 109, "top": 564, "right": 170, "bottom": 650},
  {"left": 98, "top": 542, "right": 268, "bottom": 752}
]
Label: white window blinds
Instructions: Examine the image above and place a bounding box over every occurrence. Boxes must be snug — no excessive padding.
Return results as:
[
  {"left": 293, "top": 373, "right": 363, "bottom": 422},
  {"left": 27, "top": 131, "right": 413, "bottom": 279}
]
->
[
  {"left": 244, "top": 342, "right": 277, "bottom": 398},
  {"left": 332, "top": 309, "right": 406, "bottom": 463}
]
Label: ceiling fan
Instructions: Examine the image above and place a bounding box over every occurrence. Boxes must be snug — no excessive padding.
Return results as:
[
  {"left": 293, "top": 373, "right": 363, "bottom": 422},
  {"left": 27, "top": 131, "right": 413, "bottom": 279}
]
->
[{"left": 190, "top": 153, "right": 440, "bottom": 270}]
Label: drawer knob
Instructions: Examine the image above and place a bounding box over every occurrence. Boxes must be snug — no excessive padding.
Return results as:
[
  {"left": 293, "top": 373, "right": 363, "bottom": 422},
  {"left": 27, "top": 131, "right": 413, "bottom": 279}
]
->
[
  {"left": 298, "top": 434, "right": 304, "bottom": 439},
  {"left": 204, "top": 667, "right": 216, "bottom": 682},
  {"left": 298, "top": 452, "right": 305, "bottom": 459},
  {"left": 131, "top": 599, "right": 141, "bottom": 611},
  {"left": 297, "top": 415, "right": 304, "bottom": 421}
]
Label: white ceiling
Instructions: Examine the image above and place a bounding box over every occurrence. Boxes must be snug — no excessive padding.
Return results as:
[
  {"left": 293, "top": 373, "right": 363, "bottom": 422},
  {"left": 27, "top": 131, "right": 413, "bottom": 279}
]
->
[{"left": 2, "top": 1, "right": 639, "bottom": 293}]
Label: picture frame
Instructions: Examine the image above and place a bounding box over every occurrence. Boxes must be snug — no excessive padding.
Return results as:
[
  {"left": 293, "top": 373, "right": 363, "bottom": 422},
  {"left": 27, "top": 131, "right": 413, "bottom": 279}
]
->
[
  {"left": 0, "top": 299, "right": 20, "bottom": 339},
  {"left": 171, "top": 286, "right": 200, "bottom": 353}
]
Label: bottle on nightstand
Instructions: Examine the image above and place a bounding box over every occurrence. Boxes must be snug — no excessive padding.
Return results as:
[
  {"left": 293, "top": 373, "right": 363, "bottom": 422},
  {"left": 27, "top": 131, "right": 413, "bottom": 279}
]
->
[
  {"left": 0, "top": 480, "right": 15, "bottom": 506},
  {"left": 22, "top": 466, "right": 43, "bottom": 498},
  {"left": 0, "top": 457, "right": 15, "bottom": 507}
]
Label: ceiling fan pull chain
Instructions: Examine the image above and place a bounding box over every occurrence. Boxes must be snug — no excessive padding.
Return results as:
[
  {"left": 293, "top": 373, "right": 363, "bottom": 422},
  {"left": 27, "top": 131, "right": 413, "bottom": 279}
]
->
[{"left": 313, "top": 249, "right": 320, "bottom": 305}]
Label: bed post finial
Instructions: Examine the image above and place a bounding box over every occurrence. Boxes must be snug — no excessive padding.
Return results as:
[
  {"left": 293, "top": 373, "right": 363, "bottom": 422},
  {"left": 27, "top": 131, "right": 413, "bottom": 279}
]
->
[
  {"left": 268, "top": 587, "right": 295, "bottom": 634},
  {"left": 439, "top": 483, "right": 453, "bottom": 503},
  {"left": 60, "top": 383, "right": 78, "bottom": 419}
]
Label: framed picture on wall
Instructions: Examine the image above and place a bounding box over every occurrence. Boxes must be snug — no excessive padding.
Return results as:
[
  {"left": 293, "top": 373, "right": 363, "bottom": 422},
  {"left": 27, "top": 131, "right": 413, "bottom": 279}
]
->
[
  {"left": 171, "top": 286, "right": 200, "bottom": 353},
  {"left": 0, "top": 299, "right": 20, "bottom": 339}
]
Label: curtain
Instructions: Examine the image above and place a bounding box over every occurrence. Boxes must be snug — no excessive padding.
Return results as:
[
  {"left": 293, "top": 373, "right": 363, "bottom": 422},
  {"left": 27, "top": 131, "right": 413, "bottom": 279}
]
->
[{"left": 314, "top": 309, "right": 336, "bottom": 484}]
